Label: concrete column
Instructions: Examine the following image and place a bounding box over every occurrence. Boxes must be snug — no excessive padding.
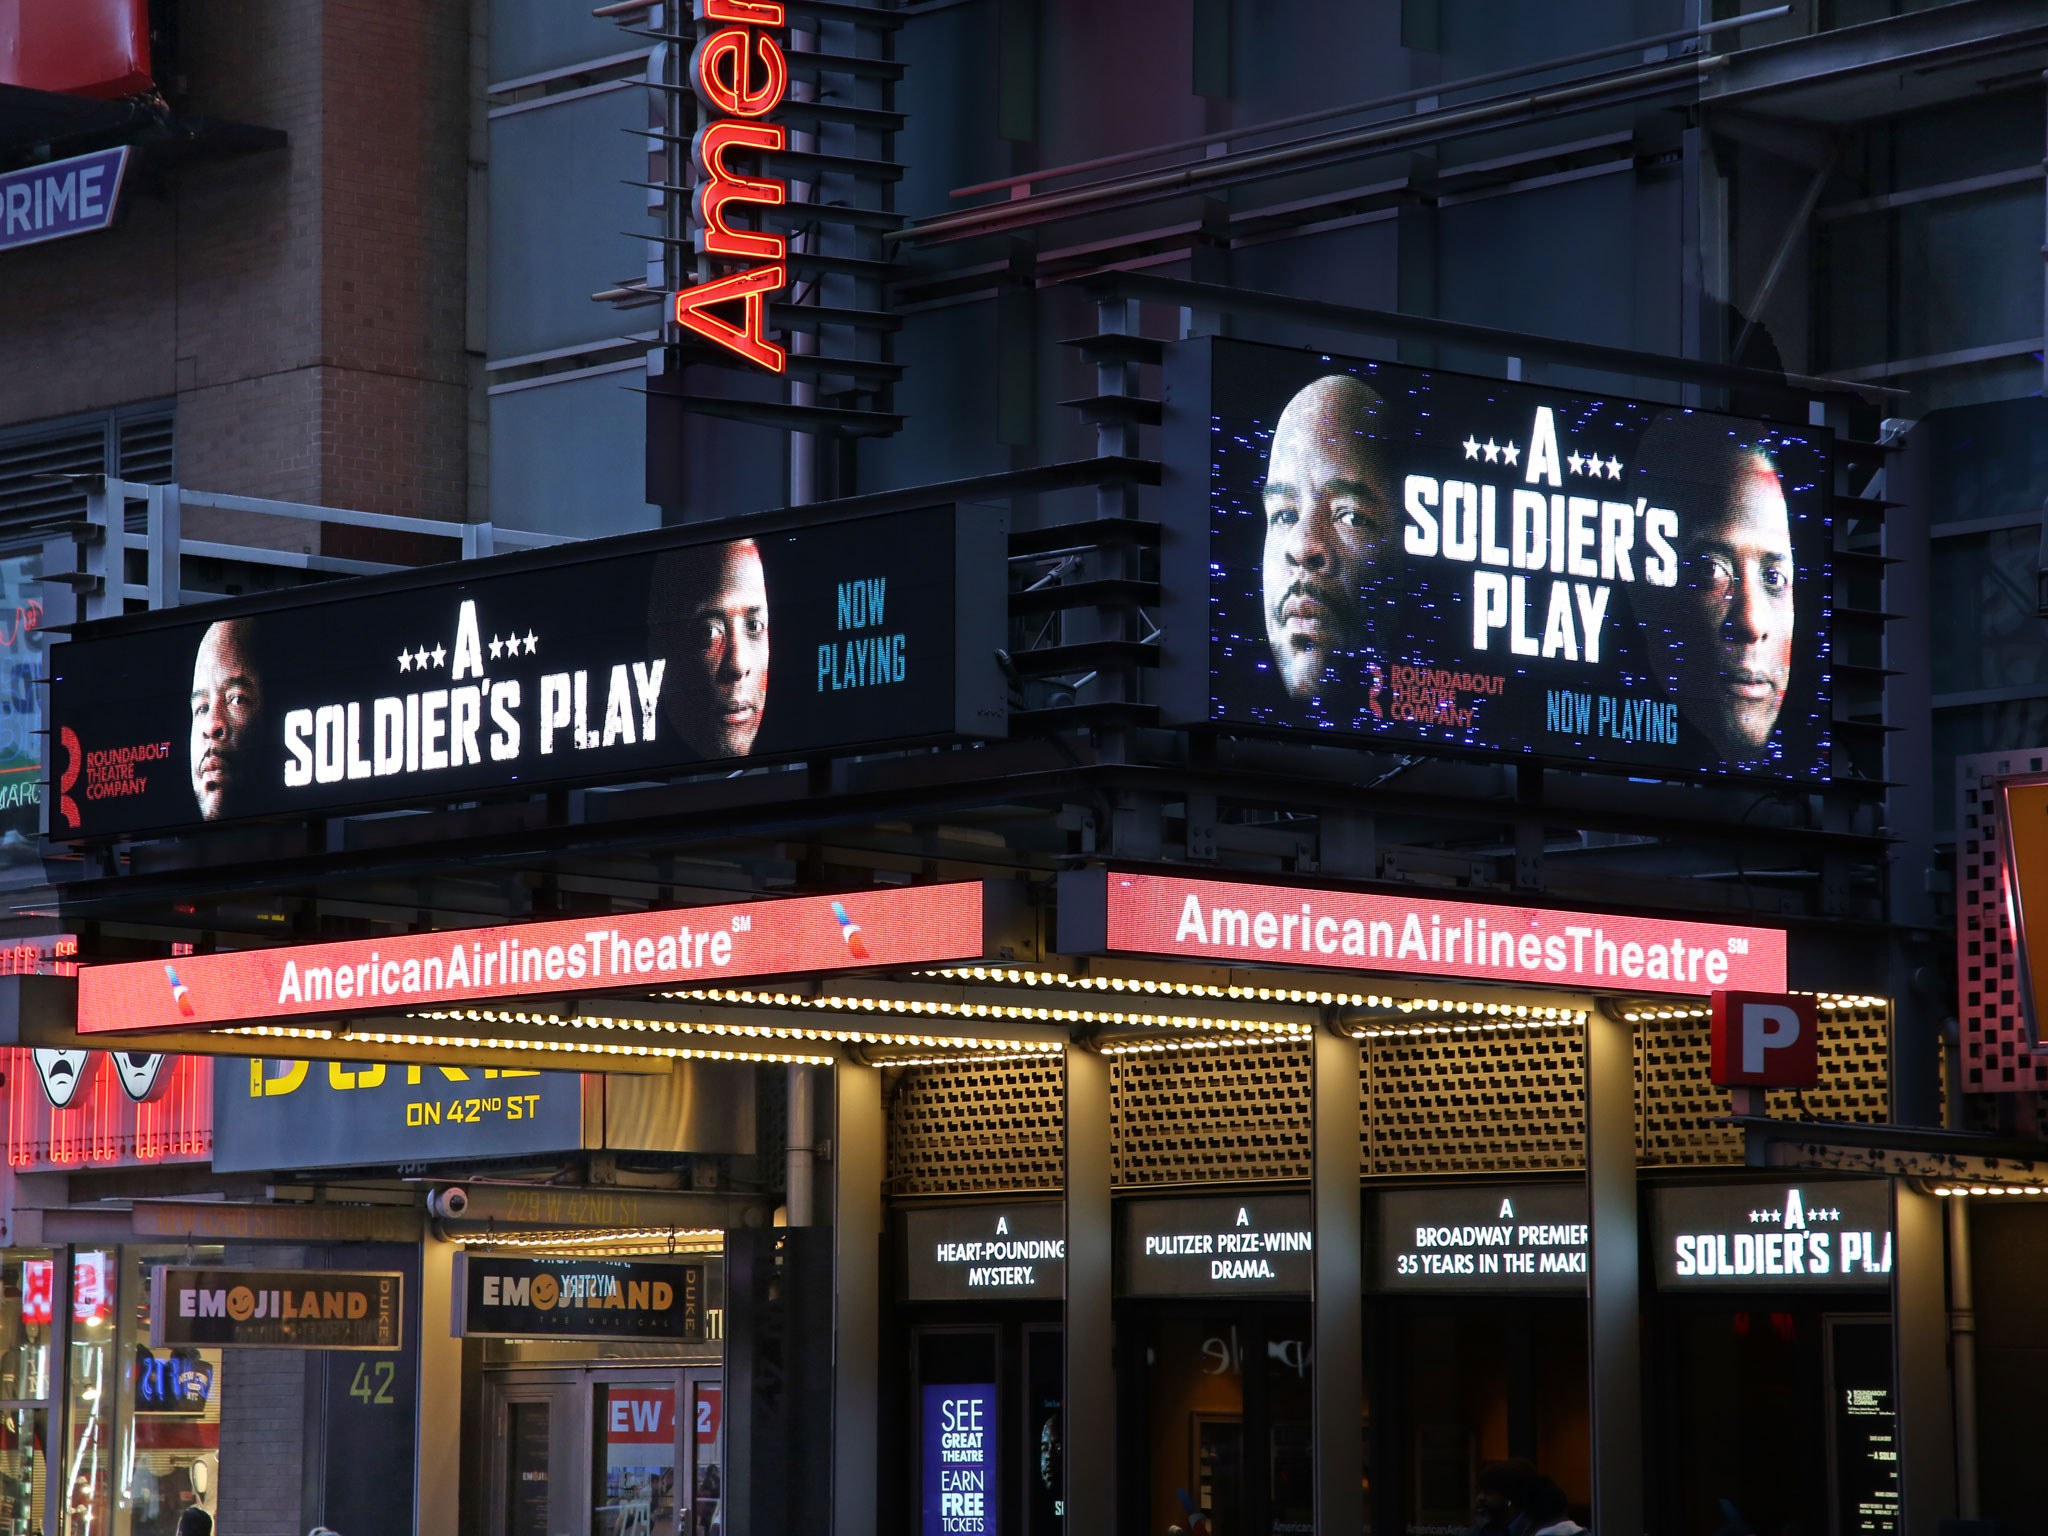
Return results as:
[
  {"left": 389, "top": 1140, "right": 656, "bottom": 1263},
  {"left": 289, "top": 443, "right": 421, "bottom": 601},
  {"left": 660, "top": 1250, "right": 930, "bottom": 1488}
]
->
[
  {"left": 415, "top": 1237, "right": 462, "bottom": 1536},
  {"left": 1064, "top": 1043, "right": 1114, "bottom": 1536},
  {"left": 832, "top": 1059, "right": 883, "bottom": 1536},
  {"left": 1585, "top": 1007, "right": 1643, "bottom": 1534},
  {"left": 1948, "top": 1197, "right": 1978, "bottom": 1518},
  {"left": 1311, "top": 1028, "right": 1365, "bottom": 1536},
  {"left": 1894, "top": 1186, "right": 1956, "bottom": 1527}
]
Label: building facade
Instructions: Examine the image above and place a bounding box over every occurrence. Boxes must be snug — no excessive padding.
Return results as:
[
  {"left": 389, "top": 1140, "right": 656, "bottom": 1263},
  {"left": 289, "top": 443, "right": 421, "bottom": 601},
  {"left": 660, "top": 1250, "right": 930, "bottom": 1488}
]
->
[{"left": 2, "top": 2, "right": 2047, "bottom": 1535}]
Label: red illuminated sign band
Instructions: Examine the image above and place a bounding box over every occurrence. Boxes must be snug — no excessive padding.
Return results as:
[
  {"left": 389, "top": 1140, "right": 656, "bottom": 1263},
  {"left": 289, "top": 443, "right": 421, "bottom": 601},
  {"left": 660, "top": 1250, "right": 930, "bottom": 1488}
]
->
[
  {"left": 675, "top": 0, "right": 790, "bottom": 371},
  {"left": 78, "top": 884, "right": 984, "bottom": 1035},
  {"left": 1070, "top": 871, "right": 1785, "bottom": 996}
]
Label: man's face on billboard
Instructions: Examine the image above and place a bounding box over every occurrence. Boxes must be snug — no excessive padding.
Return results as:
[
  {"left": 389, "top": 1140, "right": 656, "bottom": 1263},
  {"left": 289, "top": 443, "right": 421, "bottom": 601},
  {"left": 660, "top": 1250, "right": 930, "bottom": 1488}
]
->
[
  {"left": 1664, "top": 456, "right": 1796, "bottom": 758},
  {"left": 190, "top": 619, "right": 262, "bottom": 820},
  {"left": 1261, "top": 376, "right": 1395, "bottom": 700},
  {"left": 675, "top": 540, "right": 769, "bottom": 758}
]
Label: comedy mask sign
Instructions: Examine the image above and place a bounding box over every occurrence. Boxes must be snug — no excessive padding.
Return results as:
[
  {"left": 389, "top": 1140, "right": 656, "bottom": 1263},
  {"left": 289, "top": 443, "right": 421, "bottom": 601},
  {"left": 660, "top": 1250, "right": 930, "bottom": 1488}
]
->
[
  {"left": 49, "top": 504, "right": 1003, "bottom": 837},
  {"left": 1164, "top": 337, "right": 1833, "bottom": 782}
]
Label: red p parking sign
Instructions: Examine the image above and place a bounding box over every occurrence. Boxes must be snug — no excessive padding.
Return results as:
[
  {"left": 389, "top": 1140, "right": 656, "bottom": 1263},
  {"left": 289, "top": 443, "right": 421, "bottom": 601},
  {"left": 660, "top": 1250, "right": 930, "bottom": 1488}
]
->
[{"left": 1710, "top": 991, "right": 1819, "bottom": 1087}]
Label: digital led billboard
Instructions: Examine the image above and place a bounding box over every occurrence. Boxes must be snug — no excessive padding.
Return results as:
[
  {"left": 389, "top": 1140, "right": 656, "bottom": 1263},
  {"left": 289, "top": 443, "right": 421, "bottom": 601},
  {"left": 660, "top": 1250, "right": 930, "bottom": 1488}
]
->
[
  {"left": 1163, "top": 337, "right": 1833, "bottom": 782},
  {"left": 1060, "top": 869, "right": 1789, "bottom": 997},
  {"left": 49, "top": 503, "right": 1005, "bottom": 837},
  {"left": 77, "top": 882, "right": 985, "bottom": 1034}
]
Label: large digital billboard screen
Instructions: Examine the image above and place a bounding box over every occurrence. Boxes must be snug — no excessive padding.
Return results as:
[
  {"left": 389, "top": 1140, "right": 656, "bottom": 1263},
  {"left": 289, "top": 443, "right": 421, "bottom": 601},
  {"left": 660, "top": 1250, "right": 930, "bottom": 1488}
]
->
[
  {"left": 49, "top": 503, "right": 1005, "bottom": 837},
  {"left": 1163, "top": 337, "right": 1833, "bottom": 782}
]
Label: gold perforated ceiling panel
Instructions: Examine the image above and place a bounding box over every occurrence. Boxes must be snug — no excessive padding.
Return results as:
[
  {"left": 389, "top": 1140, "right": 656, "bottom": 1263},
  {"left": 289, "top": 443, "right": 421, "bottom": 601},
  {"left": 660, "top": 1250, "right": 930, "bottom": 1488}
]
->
[
  {"left": 1362, "top": 1023, "right": 1586, "bottom": 1176},
  {"left": 1110, "top": 1040, "right": 1312, "bottom": 1186},
  {"left": 886, "top": 1056, "right": 1065, "bottom": 1197}
]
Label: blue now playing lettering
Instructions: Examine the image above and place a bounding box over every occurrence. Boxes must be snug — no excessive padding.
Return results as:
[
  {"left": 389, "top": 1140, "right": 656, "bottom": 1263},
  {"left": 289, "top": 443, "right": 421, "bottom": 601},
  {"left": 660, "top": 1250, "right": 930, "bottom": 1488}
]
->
[{"left": 819, "top": 577, "right": 908, "bottom": 692}]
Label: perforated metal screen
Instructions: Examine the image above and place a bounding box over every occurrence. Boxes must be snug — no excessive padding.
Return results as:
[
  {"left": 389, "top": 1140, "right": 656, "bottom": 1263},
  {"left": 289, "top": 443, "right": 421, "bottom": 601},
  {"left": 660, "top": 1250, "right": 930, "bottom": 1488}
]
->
[
  {"left": 1957, "top": 750, "right": 2048, "bottom": 1091},
  {"left": 1362, "top": 1025, "right": 1585, "bottom": 1176},
  {"left": 883, "top": 1004, "right": 1897, "bottom": 1194},
  {"left": 885, "top": 1056, "right": 1065, "bottom": 1197},
  {"left": 1635, "top": 1004, "right": 1892, "bottom": 1165},
  {"left": 1111, "top": 1041, "right": 1312, "bottom": 1185}
]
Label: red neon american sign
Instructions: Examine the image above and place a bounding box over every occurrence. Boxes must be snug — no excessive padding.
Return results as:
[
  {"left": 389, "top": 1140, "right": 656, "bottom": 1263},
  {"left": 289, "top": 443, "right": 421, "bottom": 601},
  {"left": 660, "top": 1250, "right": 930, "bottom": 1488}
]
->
[
  {"left": 674, "top": 0, "right": 790, "bottom": 372},
  {"left": 1087, "top": 872, "right": 1786, "bottom": 997},
  {"left": 77, "top": 883, "right": 984, "bottom": 1035}
]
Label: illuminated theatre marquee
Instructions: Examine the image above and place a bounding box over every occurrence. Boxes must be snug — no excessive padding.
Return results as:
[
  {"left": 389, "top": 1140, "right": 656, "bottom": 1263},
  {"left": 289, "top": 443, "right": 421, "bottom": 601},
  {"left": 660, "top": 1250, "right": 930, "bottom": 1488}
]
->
[
  {"left": 76, "top": 883, "right": 984, "bottom": 1035},
  {"left": 675, "top": 0, "right": 792, "bottom": 372},
  {"left": 1061, "top": 871, "right": 1787, "bottom": 996}
]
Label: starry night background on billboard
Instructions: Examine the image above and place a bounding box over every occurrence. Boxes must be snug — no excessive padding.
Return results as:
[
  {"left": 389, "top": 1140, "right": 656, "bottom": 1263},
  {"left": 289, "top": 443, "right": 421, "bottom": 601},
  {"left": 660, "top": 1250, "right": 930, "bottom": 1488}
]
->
[
  {"left": 1184, "top": 339, "right": 1833, "bottom": 782},
  {"left": 50, "top": 504, "right": 980, "bottom": 837}
]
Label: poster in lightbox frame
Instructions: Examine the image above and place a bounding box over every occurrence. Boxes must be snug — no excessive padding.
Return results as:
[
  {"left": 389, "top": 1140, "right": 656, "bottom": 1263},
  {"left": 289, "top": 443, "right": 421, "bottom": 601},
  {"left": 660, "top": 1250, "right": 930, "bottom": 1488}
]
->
[
  {"left": 1161, "top": 336, "right": 1834, "bottom": 783},
  {"left": 47, "top": 503, "right": 1006, "bottom": 838}
]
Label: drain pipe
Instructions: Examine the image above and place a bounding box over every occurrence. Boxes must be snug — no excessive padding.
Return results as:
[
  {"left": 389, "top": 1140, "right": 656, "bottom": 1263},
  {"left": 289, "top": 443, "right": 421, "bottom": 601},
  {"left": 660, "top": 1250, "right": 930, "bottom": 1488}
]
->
[
  {"left": 786, "top": 1062, "right": 816, "bottom": 1227},
  {"left": 1948, "top": 1194, "right": 1979, "bottom": 1517}
]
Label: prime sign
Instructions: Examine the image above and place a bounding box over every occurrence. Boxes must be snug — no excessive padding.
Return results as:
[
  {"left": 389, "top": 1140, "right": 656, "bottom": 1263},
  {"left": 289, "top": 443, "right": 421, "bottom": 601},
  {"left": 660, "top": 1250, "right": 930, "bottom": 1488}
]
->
[
  {"left": 1710, "top": 990, "right": 1819, "bottom": 1088},
  {"left": 676, "top": 0, "right": 791, "bottom": 371}
]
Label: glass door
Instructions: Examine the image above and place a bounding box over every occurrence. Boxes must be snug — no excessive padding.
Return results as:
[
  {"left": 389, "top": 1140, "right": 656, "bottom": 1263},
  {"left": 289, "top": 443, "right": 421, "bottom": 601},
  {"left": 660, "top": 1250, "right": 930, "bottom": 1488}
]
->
[
  {"left": 1126, "top": 1302, "right": 1314, "bottom": 1536},
  {"left": 591, "top": 1375, "right": 684, "bottom": 1536},
  {"left": 485, "top": 1373, "right": 581, "bottom": 1536},
  {"left": 683, "top": 1371, "right": 721, "bottom": 1536},
  {"left": 486, "top": 1367, "right": 715, "bottom": 1536}
]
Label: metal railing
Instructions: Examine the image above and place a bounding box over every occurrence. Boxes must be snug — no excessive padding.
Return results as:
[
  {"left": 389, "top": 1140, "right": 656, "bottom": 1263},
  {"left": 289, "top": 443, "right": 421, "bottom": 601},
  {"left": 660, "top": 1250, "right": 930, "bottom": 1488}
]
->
[{"left": 63, "top": 480, "right": 575, "bottom": 621}]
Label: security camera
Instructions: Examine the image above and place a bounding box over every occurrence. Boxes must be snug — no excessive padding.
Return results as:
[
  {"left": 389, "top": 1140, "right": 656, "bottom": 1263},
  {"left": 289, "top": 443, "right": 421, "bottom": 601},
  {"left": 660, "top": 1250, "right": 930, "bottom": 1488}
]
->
[{"left": 427, "top": 1186, "right": 469, "bottom": 1220}]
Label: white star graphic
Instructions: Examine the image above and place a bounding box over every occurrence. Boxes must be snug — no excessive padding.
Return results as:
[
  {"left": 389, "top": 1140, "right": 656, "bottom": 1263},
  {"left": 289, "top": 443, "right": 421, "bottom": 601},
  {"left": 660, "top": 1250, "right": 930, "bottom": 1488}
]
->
[
  {"left": 1482, "top": 438, "right": 1500, "bottom": 463},
  {"left": 398, "top": 650, "right": 413, "bottom": 674},
  {"left": 431, "top": 644, "right": 447, "bottom": 669},
  {"left": 1566, "top": 451, "right": 1584, "bottom": 475},
  {"left": 1605, "top": 455, "right": 1623, "bottom": 480},
  {"left": 414, "top": 647, "right": 430, "bottom": 670},
  {"left": 1748, "top": 1210, "right": 1761, "bottom": 1223},
  {"left": 1502, "top": 441, "right": 1520, "bottom": 466},
  {"left": 488, "top": 635, "right": 503, "bottom": 660},
  {"left": 1463, "top": 436, "right": 1480, "bottom": 460},
  {"left": 524, "top": 631, "right": 539, "bottom": 655}
]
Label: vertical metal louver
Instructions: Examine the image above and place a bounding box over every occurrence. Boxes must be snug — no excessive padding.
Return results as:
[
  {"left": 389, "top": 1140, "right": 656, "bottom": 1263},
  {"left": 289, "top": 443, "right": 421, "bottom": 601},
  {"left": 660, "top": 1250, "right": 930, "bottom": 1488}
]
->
[{"left": 0, "top": 405, "right": 174, "bottom": 536}]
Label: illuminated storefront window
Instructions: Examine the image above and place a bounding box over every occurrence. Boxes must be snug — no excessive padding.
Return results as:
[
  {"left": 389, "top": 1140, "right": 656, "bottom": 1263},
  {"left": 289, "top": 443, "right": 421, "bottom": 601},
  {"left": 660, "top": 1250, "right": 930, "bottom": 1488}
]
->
[
  {"left": 8, "top": 1249, "right": 230, "bottom": 1536},
  {"left": 0, "top": 1252, "right": 55, "bottom": 1536}
]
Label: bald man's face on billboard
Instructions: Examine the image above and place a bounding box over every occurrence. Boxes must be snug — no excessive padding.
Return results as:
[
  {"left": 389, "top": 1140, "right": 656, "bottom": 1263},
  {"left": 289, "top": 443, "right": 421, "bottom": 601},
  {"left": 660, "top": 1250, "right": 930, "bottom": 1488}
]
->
[
  {"left": 1261, "top": 376, "right": 1396, "bottom": 700},
  {"left": 189, "top": 618, "right": 262, "bottom": 820}
]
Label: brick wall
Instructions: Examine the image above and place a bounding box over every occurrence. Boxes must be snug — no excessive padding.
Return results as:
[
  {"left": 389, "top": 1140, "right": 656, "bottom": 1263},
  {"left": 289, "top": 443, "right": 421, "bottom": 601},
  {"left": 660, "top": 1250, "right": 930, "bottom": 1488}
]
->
[
  {"left": 215, "top": 1246, "right": 310, "bottom": 1536},
  {"left": 0, "top": 0, "right": 474, "bottom": 530}
]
